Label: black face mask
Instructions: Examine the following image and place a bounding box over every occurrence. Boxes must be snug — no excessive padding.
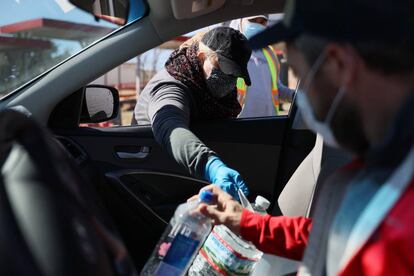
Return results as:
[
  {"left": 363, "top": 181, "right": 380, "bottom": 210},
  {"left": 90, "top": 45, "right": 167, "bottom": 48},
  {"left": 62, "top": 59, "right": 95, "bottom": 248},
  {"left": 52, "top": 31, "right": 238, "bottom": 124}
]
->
[{"left": 206, "top": 67, "right": 237, "bottom": 98}]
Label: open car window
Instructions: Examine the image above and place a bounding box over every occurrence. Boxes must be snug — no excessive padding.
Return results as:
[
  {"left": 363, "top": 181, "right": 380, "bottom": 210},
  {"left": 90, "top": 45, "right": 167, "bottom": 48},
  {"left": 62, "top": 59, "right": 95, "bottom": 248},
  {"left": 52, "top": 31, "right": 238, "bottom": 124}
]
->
[{"left": 85, "top": 16, "right": 298, "bottom": 128}]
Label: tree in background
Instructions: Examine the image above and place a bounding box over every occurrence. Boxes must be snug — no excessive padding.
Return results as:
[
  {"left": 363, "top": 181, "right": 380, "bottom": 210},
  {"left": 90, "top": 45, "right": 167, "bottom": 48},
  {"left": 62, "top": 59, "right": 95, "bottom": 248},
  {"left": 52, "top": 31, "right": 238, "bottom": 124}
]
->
[{"left": 0, "top": 32, "right": 72, "bottom": 96}]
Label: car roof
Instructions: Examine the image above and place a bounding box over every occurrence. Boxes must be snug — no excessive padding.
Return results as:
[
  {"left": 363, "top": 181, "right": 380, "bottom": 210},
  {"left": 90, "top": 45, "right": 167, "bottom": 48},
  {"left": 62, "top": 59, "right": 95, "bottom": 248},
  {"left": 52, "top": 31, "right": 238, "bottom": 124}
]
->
[{"left": 149, "top": 0, "right": 283, "bottom": 43}]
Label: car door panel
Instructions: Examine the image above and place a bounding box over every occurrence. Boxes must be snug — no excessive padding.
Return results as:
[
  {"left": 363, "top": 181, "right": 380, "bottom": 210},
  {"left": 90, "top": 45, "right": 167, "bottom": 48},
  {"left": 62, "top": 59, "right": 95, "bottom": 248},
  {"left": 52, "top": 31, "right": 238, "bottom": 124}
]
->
[
  {"left": 106, "top": 170, "right": 209, "bottom": 221},
  {"left": 53, "top": 114, "right": 315, "bottom": 268},
  {"left": 56, "top": 117, "right": 288, "bottom": 202}
]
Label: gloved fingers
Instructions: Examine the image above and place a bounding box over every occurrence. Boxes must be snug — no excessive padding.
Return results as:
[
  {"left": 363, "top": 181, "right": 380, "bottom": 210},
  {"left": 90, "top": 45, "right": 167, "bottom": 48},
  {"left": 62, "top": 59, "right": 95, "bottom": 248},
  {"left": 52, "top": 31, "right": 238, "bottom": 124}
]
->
[
  {"left": 214, "top": 181, "right": 240, "bottom": 202},
  {"left": 232, "top": 172, "right": 250, "bottom": 196},
  {"left": 232, "top": 190, "right": 241, "bottom": 202},
  {"left": 237, "top": 180, "right": 250, "bottom": 196}
]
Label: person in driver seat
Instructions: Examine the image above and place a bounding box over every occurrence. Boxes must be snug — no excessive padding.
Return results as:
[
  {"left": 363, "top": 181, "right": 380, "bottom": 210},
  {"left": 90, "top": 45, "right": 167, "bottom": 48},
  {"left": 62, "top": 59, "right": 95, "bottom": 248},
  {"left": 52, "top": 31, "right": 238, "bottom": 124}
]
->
[{"left": 132, "top": 27, "right": 251, "bottom": 200}]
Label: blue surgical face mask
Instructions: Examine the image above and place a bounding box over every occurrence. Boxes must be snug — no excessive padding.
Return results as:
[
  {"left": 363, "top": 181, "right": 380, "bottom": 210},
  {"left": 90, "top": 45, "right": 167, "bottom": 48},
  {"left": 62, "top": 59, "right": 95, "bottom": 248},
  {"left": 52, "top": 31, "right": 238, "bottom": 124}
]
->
[
  {"left": 297, "top": 52, "right": 347, "bottom": 148},
  {"left": 243, "top": 22, "right": 266, "bottom": 39}
]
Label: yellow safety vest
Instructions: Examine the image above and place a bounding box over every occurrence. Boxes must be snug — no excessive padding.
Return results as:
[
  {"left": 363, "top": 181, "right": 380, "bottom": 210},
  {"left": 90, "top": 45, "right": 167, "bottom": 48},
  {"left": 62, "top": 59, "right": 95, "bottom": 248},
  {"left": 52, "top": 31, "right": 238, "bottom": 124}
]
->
[{"left": 237, "top": 46, "right": 280, "bottom": 114}]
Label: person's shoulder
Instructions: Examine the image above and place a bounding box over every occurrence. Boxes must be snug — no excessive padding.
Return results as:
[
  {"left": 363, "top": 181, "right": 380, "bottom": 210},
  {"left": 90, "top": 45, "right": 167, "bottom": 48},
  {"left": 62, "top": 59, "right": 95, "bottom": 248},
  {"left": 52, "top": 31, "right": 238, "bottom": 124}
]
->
[
  {"left": 150, "top": 69, "right": 185, "bottom": 87},
  {"left": 147, "top": 69, "right": 188, "bottom": 93},
  {"left": 249, "top": 49, "right": 268, "bottom": 63},
  {"left": 142, "top": 69, "right": 195, "bottom": 106}
]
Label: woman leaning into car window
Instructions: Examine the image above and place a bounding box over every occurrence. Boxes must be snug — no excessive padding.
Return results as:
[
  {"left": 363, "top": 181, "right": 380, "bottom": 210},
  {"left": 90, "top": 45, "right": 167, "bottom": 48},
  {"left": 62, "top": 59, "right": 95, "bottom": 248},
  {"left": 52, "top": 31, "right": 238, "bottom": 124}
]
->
[{"left": 131, "top": 27, "right": 251, "bottom": 200}]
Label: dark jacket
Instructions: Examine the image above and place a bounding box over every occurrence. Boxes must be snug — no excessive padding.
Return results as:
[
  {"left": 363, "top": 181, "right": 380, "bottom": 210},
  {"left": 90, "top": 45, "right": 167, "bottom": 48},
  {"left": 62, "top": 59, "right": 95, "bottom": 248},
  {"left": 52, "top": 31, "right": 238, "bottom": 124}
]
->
[{"left": 133, "top": 69, "right": 216, "bottom": 179}]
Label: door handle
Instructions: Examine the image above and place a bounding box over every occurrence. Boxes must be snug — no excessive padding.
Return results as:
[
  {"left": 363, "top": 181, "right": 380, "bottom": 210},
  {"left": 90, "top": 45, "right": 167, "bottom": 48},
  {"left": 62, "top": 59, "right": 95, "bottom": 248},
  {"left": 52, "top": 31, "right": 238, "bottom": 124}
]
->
[{"left": 116, "top": 146, "right": 150, "bottom": 159}]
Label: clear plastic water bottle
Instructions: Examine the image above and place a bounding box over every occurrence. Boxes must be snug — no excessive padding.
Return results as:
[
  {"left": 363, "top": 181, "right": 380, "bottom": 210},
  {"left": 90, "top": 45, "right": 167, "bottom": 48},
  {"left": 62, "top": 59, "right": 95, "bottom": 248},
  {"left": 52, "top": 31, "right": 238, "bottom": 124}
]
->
[
  {"left": 140, "top": 190, "right": 213, "bottom": 276},
  {"left": 189, "top": 194, "right": 268, "bottom": 275},
  {"left": 250, "top": 195, "right": 276, "bottom": 276},
  {"left": 189, "top": 224, "right": 263, "bottom": 275},
  {"left": 252, "top": 195, "right": 270, "bottom": 215}
]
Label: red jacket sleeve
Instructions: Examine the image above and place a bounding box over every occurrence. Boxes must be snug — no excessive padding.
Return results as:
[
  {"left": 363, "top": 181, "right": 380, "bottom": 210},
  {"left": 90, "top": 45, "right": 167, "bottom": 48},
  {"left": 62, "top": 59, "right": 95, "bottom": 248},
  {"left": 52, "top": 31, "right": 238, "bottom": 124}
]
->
[
  {"left": 239, "top": 210, "right": 312, "bottom": 260},
  {"left": 339, "top": 178, "right": 414, "bottom": 276}
]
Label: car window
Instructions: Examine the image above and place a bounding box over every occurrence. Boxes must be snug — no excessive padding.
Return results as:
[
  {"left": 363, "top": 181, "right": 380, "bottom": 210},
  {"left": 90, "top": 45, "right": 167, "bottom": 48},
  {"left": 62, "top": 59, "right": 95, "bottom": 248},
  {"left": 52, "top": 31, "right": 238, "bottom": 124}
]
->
[
  {"left": 85, "top": 17, "right": 298, "bottom": 128},
  {"left": 84, "top": 43, "right": 175, "bottom": 127},
  {"left": 0, "top": 0, "right": 145, "bottom": 100}
]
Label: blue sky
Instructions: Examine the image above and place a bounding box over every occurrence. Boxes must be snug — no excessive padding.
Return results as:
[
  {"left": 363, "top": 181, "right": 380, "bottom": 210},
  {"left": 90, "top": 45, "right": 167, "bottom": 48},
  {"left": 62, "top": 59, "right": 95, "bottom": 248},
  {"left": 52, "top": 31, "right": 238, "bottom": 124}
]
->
[
  {"left": 0, "top": 0, "right": 120, "bottom": 65},
  {"left": 0, "top": 0, "right": 173, "bottom": 71},
  {"left": 0, "top": 0, "right": 117, "bottom": 27}
]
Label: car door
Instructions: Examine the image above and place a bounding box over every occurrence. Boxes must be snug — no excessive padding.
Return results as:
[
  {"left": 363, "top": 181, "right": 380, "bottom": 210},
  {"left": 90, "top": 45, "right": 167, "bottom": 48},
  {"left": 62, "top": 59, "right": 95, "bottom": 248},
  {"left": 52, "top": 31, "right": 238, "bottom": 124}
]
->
[
  {"left": 49, "top": 85, "right": 315, "bottom": 268},
  {"left": 0, "top": 0, "right": 311, "bottom": 268}
]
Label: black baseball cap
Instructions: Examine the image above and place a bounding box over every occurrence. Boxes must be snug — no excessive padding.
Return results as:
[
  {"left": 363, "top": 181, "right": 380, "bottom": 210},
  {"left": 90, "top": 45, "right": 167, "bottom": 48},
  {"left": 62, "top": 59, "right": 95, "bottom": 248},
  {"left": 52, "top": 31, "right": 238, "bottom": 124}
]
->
[
  {"left": 249, "top": 0, "right": 414, "bottom": 49},
  {"left": 202, "top": 27, "right": 252, "bottom": 85}
]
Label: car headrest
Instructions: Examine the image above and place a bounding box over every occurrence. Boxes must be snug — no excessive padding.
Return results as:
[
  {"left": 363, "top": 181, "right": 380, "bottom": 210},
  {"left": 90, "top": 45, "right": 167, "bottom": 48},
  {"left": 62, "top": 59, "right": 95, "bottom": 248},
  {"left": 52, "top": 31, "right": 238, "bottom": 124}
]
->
[{"left": 0, "top": 110, "right": 115, "bottom": 276}]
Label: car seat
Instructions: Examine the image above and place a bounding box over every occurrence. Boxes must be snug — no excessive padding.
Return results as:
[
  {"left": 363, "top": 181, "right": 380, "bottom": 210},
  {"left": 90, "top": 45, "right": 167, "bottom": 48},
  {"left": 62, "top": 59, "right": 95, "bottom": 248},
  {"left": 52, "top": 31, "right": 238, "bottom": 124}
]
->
[
  {"left": 253, "top": 112, "right": 352, "bottom": 276},
  {"left": 0, "top": 109, "right": 135, "bottom": 276}
]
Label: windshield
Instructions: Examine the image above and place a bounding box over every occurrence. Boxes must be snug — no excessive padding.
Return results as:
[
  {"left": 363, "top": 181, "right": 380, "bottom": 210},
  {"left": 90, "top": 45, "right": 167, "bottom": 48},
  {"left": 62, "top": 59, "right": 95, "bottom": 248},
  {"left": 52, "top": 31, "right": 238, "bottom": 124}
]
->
[{"left": 0, "top": 0, "right": 129, "bottom": 98}]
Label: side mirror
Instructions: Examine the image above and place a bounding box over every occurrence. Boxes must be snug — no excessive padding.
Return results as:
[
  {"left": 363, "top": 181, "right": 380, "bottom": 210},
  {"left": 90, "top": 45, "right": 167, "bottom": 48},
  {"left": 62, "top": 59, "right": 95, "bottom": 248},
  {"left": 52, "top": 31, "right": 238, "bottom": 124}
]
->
[
  {"left": 69, "top": 0, "right": 129, "bottom": 25},
  {"left": 80, "top": 85, "right": 119, "bottom": 124}
]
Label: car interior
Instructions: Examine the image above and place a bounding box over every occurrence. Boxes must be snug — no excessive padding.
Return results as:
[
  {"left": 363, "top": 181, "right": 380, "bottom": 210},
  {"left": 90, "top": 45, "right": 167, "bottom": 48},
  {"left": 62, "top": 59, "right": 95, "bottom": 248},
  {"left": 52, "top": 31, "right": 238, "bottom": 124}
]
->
[{"left": 0, "top": 0, "right": 352, "bottom": 275}]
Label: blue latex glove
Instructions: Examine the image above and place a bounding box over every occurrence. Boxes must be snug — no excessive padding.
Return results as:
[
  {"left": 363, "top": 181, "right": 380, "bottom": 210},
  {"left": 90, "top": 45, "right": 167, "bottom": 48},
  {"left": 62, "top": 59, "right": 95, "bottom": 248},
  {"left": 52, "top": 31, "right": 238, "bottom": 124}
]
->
[{"left": 204, "top": 156, "right": 249, "bottom": 201}]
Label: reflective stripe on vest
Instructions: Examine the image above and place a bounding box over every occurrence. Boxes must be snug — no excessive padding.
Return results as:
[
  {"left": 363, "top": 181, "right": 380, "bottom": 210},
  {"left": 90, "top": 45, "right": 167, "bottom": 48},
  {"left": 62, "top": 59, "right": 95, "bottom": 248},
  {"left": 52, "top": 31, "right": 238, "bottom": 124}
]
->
[
  {"left": 262, "top": 46, "right": 279, "bottom": 114},
  {"left": 237, "top": 77, "right": 247, "bottom": 107},
  {"left": 236, "top": 46, "right": 279, "bottom": 114}
]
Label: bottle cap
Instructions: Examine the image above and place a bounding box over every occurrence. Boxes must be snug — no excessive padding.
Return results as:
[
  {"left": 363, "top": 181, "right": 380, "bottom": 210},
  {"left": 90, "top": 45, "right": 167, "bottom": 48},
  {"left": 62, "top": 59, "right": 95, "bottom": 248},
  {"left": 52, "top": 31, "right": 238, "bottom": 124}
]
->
[
  {"left": 199, "top": 189, "right": 213, "bottom": 204},
  {"left": 255, "top": 196, "right": 270, "bottom": 210}
]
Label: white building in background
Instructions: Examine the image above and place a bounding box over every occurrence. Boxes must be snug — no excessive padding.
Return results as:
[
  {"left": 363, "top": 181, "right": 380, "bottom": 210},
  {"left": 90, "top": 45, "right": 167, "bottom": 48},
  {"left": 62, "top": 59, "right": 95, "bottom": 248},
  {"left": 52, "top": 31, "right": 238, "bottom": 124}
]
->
[{"left": 93, "top": 62, "right": 138, "bottom": 90}]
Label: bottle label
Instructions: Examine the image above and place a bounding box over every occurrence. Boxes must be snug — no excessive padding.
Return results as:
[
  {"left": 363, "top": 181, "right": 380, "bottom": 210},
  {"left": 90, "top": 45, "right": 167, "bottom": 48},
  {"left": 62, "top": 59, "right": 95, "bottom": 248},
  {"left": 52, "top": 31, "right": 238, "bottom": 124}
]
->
[
  {"left": 154, "top": 234, "right": 200, "bottom": 275},
  {"left": 197, "top": 228, "right": 260, "bottom": 275}
]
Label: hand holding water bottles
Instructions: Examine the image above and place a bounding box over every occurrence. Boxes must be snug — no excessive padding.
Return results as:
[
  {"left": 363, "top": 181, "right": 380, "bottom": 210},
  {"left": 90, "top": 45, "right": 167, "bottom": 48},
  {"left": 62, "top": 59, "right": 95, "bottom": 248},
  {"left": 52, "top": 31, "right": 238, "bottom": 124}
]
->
[{"left": 192, "top": 185, "right": 244, "bottom": 235}]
